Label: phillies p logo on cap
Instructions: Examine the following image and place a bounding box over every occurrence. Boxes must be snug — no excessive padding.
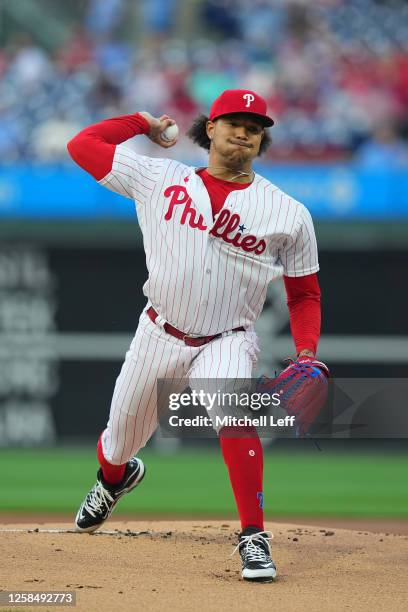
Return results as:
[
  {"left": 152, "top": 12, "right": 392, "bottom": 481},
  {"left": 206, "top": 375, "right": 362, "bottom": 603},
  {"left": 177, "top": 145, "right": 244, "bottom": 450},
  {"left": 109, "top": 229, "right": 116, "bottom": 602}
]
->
[
  {"left": 209, "top": 89, "right": 274, "bottom": 126},
  {"left": 243, "top": 93, "right": 255, "bottom": 108}
]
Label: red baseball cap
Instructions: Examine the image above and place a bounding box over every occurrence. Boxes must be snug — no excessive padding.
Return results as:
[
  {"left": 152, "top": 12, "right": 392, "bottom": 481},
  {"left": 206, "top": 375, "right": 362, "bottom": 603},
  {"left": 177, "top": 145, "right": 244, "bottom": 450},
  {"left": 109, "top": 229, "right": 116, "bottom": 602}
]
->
[{"left": 209, "top": 89, "right": 274, "bottom": 127}]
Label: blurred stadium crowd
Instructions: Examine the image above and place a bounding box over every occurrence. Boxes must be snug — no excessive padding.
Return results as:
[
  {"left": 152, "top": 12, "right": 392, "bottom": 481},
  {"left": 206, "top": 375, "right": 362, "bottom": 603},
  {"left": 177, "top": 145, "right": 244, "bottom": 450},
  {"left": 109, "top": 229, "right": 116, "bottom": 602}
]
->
[{"left": 0, "top": 0, "right": 408, "bottom": 165}]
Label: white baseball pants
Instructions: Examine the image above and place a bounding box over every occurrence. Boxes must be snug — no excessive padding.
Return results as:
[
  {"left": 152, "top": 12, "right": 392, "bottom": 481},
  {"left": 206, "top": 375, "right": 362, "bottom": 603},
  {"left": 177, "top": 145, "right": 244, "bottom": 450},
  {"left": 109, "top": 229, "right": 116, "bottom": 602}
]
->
[{"left": 101, "top": 309, "right": 260, "bottom": 465}]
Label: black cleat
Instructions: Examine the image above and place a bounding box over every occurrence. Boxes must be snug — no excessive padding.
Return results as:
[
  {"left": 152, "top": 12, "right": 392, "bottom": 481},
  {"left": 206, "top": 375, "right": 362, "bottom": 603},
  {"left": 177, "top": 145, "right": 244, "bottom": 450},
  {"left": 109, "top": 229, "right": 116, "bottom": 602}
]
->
[
  {"left": 75, "top": 457, "right": 145, "bottom": 533},
  {"left": 234, "top": 527, "right": 277, "bottom": 582}
]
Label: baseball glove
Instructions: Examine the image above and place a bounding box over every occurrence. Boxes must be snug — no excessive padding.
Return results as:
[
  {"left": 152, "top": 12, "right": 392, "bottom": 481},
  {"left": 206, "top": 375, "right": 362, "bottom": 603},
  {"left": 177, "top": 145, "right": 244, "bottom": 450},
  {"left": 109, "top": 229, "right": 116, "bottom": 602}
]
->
[{"left": 258, "top": 356, "right": 329, "bottom": 437}]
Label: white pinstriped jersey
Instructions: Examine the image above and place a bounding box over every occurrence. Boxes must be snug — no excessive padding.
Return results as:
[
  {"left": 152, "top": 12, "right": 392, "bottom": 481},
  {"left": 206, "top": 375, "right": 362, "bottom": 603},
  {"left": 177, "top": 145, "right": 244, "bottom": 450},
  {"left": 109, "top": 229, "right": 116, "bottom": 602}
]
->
[{"left": 100, "top": 143, "right": 319, "bottom": 336}]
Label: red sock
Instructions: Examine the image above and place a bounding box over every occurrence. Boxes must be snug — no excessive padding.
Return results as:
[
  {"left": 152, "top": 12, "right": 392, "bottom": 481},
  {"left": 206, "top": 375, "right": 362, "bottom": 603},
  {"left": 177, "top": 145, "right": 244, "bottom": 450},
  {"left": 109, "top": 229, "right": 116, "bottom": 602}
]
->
[
  {"left": 96, "top": 435, "right": 126, "bottom": 485},
  {"left": 219, "top": 426, "right": 264, "bottom": 531}
]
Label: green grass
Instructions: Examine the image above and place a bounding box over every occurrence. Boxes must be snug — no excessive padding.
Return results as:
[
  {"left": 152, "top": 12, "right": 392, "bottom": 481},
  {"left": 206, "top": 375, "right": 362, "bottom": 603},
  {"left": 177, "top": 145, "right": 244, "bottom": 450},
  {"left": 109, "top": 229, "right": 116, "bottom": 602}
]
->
[{"left": 1, "top": 448, "right": 407, "bottom": 518}]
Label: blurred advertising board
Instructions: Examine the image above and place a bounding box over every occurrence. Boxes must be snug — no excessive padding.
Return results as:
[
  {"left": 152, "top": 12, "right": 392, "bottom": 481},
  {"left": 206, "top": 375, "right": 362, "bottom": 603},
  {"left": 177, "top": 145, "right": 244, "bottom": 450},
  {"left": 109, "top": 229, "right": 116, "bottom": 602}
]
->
[
  {"left": 0, "top": 244, "right": 407, "bottom": 446},
  {"left": 0, "top": 164, "right": 407, "bottom": 219}
]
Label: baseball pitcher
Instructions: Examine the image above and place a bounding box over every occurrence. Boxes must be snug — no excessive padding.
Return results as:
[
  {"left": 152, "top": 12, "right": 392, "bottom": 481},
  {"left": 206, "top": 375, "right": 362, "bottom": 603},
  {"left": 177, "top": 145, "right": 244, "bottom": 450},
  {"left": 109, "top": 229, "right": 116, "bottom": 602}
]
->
[{"left": 67, "top": 89, "right": 327, "bottom": 582}]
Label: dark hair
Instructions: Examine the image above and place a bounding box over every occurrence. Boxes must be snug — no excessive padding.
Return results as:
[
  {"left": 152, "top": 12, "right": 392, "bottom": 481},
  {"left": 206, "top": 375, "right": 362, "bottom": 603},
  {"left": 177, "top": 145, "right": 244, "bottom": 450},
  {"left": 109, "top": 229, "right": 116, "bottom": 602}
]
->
[{"left": 187, "top": 114, "right": 272, "bottom": 156}]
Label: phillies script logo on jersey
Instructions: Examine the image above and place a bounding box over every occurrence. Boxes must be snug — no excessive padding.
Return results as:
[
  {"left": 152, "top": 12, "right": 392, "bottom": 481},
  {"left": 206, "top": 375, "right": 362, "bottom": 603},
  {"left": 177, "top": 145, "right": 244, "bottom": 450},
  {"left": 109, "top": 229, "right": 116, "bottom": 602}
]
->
[{"left": 163, "top": 185, "right": 266, "bottom": 255}]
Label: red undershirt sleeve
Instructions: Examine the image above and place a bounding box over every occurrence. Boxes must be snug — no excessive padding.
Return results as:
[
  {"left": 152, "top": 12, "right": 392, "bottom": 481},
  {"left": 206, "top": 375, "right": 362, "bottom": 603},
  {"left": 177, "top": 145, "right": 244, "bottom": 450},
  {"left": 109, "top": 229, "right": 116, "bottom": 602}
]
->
[
  {"left": 66, "top": 113, "right": 150, "bottom": 181},
  {"left": 283, "top": 272, "right": 321, "bottom": 356}
]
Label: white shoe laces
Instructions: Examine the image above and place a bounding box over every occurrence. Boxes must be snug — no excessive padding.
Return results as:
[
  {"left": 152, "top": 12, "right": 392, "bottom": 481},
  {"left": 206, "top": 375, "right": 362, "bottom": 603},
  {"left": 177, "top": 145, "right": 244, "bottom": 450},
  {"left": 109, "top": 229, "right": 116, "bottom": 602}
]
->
[
  {"left": 232, "top": 531, "right": 274, "bottom": 562},
  {"left": 83, "top": 481, "right": 115, "bottom": 518}
]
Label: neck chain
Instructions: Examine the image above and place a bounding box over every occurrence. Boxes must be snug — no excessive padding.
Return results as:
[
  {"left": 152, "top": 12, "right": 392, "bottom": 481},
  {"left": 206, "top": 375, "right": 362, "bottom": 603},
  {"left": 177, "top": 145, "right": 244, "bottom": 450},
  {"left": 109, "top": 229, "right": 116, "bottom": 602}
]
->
[{"left": 206, "top": 166, "right": 254, "bottom": 183}]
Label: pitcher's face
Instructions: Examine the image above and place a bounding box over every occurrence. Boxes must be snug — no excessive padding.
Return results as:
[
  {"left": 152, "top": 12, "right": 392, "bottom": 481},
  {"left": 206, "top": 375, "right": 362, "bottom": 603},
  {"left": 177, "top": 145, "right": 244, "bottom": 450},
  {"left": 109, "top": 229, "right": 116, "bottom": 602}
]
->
[{"left": 206, "top": 114, "right": 265, "bottom": 164}]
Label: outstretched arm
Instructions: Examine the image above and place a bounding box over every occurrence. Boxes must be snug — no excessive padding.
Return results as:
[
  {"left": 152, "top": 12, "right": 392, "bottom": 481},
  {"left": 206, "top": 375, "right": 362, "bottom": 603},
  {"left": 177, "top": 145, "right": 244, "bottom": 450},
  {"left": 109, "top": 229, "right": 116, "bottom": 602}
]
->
[
  {"left": 258, "top": 273, "right": 326, "bottom": 437},
  {"left": 283, "top": 272, "right": 321, "bottom": 357},
  {"left": 67, "top": 112, "right": 178, "bottom": 203},
  {"left": 67, "top": 112, "right": 178, "bottom": 180}
]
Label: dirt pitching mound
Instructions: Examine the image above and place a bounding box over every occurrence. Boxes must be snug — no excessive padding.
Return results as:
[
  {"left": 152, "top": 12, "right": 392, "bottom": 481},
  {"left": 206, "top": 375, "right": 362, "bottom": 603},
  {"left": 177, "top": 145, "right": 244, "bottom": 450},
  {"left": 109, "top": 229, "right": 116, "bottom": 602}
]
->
[{"left": 1, "top": 520, "right": 407, "bottom": 612}]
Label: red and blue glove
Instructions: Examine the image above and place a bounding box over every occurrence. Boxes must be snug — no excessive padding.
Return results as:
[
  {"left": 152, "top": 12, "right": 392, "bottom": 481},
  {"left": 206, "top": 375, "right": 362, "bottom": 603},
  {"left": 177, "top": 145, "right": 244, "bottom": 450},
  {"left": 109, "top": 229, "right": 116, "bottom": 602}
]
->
[{"left": 258, "top": 356, "right": 329, "bottom": 437}]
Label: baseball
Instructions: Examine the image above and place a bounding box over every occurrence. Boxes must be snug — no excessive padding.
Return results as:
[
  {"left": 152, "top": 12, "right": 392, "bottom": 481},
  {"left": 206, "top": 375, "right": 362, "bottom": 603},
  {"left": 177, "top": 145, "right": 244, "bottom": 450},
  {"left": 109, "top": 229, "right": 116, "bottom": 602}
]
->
[{"left": 161, "top": 123, "right": 179, "bottom": 142}]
